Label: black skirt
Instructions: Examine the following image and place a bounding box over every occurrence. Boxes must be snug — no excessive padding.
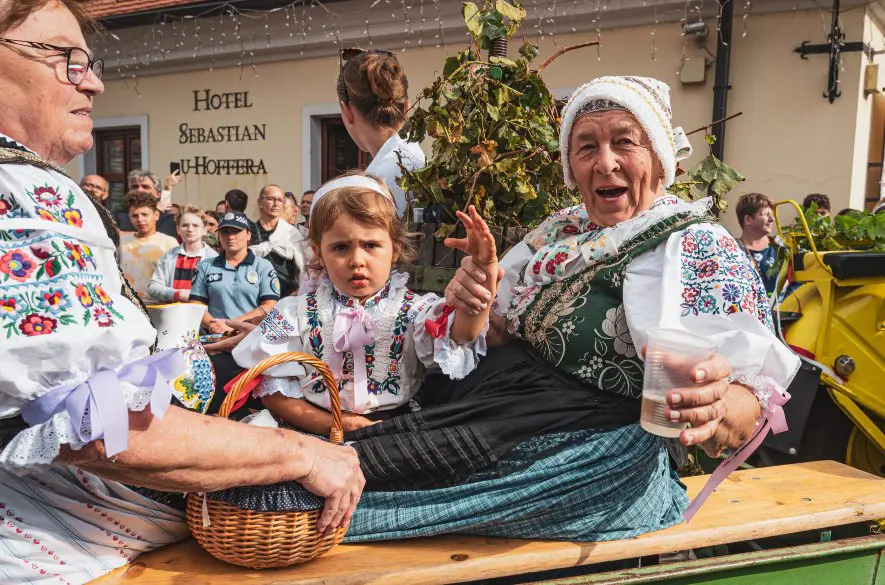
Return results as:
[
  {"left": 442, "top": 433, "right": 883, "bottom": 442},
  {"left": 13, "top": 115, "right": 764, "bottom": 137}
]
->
[{"left": 348, "top": 341, "right": 639, "bottom": 491}]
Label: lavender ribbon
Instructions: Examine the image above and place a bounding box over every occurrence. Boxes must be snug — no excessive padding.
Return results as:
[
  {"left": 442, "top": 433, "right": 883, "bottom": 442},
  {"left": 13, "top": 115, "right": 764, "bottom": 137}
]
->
[
  {"left": 682, "top": 389, "right": 790, "bottom": 522},
  {"left": 331, "top": 307, "right": 378, "bottom": 412},
  {"left": 20, "top": 349, "right": 185, "bottom": 457}
]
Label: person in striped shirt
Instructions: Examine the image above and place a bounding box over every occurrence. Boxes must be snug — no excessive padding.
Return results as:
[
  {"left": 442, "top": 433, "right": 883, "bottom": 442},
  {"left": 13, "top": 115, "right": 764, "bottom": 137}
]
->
[{"left": 149, "top": 205, "right": 218, "bottom": 303}]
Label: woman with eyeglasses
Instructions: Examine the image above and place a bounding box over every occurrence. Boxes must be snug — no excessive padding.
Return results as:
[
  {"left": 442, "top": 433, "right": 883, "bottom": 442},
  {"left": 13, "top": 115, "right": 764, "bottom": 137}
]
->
[
  {"left": 338, "top": 48, "right": 426, "bottom": 218},
  {"left": 250, "top": 183, "right": 310, "bottom": 296},
  {"left": 0, "top": 3, "right": 363, "bottom": 583}
]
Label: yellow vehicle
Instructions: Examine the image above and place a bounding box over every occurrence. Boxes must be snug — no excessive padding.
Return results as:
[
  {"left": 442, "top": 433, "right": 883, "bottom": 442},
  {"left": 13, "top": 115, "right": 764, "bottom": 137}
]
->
[{"left": 756, "top": 200, "right": 885, "bottom": 478}]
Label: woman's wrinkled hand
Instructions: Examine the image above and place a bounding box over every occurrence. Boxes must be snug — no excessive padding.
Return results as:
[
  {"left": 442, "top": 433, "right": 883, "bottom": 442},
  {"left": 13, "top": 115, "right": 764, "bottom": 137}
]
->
[
  {"left": 298, "top": 437, "right": 365, "bottom": 535},
  {"left": 444, "top": 256, "right": 505, "bottom": 316},
  {"left": 663, "top": 353, "right": 733, "bottom": 453},
  {"left": 203, "top": 319, "right": 256, "bottom": 353}
]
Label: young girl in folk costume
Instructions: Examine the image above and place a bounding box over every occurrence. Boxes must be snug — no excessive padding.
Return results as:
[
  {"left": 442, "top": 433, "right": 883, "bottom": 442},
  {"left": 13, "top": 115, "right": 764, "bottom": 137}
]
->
[{"left": 232, "top": 173, "right": 497, "bottom": 434}]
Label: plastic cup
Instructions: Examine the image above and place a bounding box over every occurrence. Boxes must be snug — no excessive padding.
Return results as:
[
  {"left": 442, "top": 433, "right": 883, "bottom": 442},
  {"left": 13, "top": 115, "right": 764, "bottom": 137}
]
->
[{"left": 640, "top": 328, "right": 716, "bottom": 438}]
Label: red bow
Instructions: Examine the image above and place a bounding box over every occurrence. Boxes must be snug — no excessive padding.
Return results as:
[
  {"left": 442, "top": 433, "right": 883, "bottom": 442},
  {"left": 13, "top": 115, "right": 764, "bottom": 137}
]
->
[
  {"left": 222, "top": 371, "right": 264, "bottom": 412},
  {"left": 425, "top": 305, "right": 456, "bottom": 339}
]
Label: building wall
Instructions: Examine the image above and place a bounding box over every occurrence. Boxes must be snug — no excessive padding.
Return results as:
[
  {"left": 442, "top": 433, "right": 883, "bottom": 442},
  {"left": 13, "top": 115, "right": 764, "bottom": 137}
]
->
[{"left": 77, "top": 6, "right": 877, "bottom": 234}]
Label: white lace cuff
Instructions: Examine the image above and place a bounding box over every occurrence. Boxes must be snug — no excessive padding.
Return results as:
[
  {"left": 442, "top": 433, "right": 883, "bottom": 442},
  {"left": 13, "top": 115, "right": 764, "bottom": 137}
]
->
[
  {"left": 253, "top": 376, "right": 304, "bottom": 400},
  {"left": 429, "top": 310, "right": 488, "bottom": 380},
  {"left": 0, "top": 381, "right": 154, "bottom": 475},
  {"left": 727, "top": 371, "right": 786, "bottom": 422}
]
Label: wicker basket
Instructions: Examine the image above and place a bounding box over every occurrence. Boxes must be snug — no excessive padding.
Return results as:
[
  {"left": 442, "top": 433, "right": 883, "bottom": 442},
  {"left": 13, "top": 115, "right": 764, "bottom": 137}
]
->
[{"left": 186, "top": 352, "right": 346, "bottom": 569}]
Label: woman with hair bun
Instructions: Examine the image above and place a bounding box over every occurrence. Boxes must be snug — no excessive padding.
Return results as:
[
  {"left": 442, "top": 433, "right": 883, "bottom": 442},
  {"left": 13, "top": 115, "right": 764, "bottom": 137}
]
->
[{"left": 337, "top": 48, "right": 425, "bottom": 217}]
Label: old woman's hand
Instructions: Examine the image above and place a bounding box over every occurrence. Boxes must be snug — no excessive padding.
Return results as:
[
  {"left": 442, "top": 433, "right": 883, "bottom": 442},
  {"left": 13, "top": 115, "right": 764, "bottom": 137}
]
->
[
  {"left": 299, "top": 437, "right": 366, "bottom": 536},
  {"left": 663, "top": 353, "right": 734, "bottom": 454},
  {"left": 444, "top": 257, "right": 504, "bottom": 315}
]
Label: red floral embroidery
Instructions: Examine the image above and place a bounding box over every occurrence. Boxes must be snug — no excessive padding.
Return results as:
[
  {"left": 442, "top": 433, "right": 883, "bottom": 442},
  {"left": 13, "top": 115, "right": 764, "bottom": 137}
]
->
[
  {"left": 545, "top": 258, "right": 556, "bottom": 274},
  {"left": 0, "top": 198, "right": 10, "bottom": 216},
  {"left": 75, "top": 283, "right": 94, "bottom": 308},
  {"left": 697, "top": 259, "right": 719, "bottom": 279},
  {"left": 532, "top": 261, "right": 542, "bottom": 275},
  {"left": 0, "top": 250, "right": 36, "bottom": 282},
  {"left": 32, "top": 186, "right": 63, "bottom": 208},
  {"left": 681, "top": 235, "right": 698, "bottom": 254},
  {"left": 18, "top": 313, "right": 57, "bottom": 336},
  {"left": 553, "top": 251, "right": 568, "bottom": 265},
  {"left": 681, "top": 286, "right": 700, "bottom": 305},
  {"left": 561, "top": 224, "right": 579, "bottom": 235},
  {"left": 63, "top": 241, "right": 89, "bottom": 270},
  {"left": 92, "top": 307, "right": 114, "bottom": 327}
]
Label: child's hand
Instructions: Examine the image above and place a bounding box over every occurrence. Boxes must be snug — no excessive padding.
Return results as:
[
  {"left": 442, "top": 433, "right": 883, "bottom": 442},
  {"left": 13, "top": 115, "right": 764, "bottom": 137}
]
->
[
  {"left": 342, "top": 413, "right": 380, "bottom": 432},
  {"left": 444, "top": 205, "right": 498, "bottom": 268}
]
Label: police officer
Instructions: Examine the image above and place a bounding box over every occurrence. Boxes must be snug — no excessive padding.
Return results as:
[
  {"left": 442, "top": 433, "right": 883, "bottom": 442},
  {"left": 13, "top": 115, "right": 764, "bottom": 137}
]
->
[{"left": 191, "top": 211, "right": 280, "bottom": 335}]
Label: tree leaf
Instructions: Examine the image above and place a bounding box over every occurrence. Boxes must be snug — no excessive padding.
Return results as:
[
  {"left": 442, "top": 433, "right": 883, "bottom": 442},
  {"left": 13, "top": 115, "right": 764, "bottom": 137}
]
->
[
  {"left": 462, "top": 2, "right": 482, "bottom": 38},
  {"left": 519, "top": 42, "right": 539, "bottom": 62},
  {"left": 495, "top": 0, "right": 527, "bottom": 22}
]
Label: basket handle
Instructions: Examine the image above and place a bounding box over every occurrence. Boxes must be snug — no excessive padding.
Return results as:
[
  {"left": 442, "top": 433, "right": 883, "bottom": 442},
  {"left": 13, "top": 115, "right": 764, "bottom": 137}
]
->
[{"left": 219, "top": 352, "right": 344, "bottom": 445}]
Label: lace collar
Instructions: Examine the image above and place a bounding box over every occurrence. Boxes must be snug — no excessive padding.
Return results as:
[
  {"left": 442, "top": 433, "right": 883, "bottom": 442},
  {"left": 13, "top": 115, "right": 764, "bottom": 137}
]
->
[{"left": 326, "top": 271, "right": 410, "bottom": 309}]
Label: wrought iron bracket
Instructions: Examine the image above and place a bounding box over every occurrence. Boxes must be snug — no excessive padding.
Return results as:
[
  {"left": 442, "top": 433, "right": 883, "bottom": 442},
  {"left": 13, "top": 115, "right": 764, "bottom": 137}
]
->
[
  {"left": 792, "top": 0, "right": 872, "bottom": 104},
  {"left": 794, "top": 41, "right": 873, "bottom": 60}
]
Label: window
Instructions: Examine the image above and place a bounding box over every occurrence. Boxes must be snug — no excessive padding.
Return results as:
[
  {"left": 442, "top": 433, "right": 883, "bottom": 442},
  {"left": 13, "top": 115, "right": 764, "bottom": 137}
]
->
[
  {"left": 320, "top": 117, "right": 371, "bottom": 183},
  {"left": 94, "top": 126, "right": 142, "bottom": 211}
]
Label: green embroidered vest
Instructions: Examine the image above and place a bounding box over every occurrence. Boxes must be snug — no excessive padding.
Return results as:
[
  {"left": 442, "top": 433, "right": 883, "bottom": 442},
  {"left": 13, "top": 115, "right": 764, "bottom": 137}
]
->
[{"left": 520, "top": 212, "right": 710, "bottom": 400}]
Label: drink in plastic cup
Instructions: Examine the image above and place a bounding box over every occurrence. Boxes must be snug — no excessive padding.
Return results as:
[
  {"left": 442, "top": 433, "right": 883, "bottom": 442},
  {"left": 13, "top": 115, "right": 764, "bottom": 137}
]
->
[
  {"left": 640, "top": 328, "right": 716, "bottom": 438},
  {"left": 412, "top": 207, "right": 425, "bottom": 225}
]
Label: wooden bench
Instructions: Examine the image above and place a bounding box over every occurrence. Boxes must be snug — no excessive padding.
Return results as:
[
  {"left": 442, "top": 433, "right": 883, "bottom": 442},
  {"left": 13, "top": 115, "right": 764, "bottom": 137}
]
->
[{"left": 94, "top": 461, "right": 885, "bottom": 585}]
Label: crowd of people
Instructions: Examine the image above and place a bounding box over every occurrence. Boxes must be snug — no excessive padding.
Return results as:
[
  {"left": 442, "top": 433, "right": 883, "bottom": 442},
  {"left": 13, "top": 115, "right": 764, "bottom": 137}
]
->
[{"left": 0, "top": 2, "right": 879, "bottom": 585}]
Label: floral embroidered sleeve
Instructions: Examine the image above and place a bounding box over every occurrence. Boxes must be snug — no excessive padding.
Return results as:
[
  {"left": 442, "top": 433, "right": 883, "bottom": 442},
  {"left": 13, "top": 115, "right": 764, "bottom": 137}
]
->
[
  {"left": 623, "top": 222, "right": 801, "bottom": 404},
  {"left": 231, "top": 295, "right": 309, "bottom": 399},
  {"left": 411, "top": 292, "right": 488, "bottom": 380},
  {"left": 0, "top": 164, "right": 160, "bottom": 473}
]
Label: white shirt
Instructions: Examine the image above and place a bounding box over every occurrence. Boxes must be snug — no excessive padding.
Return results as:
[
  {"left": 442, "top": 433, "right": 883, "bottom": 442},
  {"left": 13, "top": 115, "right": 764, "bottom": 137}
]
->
[
  {"left": 365, "top": 133, "right": 426, "bottom": 217},
  {"left": 233, "top": 272, "right": 485, "bottom": 415}
]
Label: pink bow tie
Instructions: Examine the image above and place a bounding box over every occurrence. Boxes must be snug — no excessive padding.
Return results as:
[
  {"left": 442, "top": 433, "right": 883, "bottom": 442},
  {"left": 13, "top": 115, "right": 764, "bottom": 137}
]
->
[{"left": 330, "top": 306, "right": 379, "bottom": 412}]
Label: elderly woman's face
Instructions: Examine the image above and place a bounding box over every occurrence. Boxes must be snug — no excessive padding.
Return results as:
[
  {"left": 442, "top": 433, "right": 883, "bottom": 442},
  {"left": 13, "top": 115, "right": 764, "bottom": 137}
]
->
[
  {"left": 0, "top": 1, "right": 103, "bottom": 164},
  {"left": 568, "top": 110, "right": 663, "bottom": 227}
]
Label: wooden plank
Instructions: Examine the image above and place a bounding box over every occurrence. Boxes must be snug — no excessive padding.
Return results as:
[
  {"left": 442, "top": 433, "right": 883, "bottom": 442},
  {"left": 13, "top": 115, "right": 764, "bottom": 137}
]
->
[
  {"left": 93, "top": 462, "right": 885, "bottom": 585},
  {"left": 418, "top": 223, "right": 436, "bottom": 267}
]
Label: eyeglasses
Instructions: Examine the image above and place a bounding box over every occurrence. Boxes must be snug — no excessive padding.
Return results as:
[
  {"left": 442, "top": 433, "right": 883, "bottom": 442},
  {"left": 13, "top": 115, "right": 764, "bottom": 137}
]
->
[
  {"left": 0, "top": 37, "right": 103, "bottom": 85},
  {"left": 338, "top": 47, "right": 396, "bottom": 103}
]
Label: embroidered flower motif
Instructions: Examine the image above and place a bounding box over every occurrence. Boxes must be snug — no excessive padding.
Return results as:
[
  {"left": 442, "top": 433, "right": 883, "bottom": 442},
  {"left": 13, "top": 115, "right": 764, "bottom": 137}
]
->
[
  {"left": 92, "top": 307, "right": 114, "bottom": 327},
  {"left": 0, "top": 198, "right": 10, "bottom": 216},
  {"left": 532, "top": 261, "right": 542, "bottom": 275},
  {"left": 601, "top": 305, "right": 636, "bottom": 358},
  {"left": 35, "top": 207, "right": 58, "bottom": 222},
  {"left": 62, "top": 208, "right": 83, "bottom": 227},
  {"left": 561, "top": 319, "right": 576, "bottom": 336},
  {"left": 63, "top": 241, "right": 88, "bottom": 270},
  {"left": 696, "top": 230, "right": 714, "bottom": 248},
  {"left": 38, "top": 289, "right": 71, "bottom": 314},
  {"left": 722, "top": 283, "right": 742, "bottom": 303},
  {"left": 681, "top": 236, "right": 698, "bottom": 254},
  {"left": 718, "top": 235, "right": 738, "bottom": 253},
  {"left": 0, "top": 297, "right": 22, "bottom": 320},
  {"left": 698, "top": 294, "right": 718, "bottom": 313},
  {"left": 588, "top": 355, "right": 604, "bottom": 370},
  {"left": 32, "top": 186, "right": 63, "bottom": 208},
  {"left": 562, "top": 224, "right": 579, "bottom": 235},
  {"left": 367, "top": 380, "right": 382, "bottom": 395},
  {"left": 94, "top": 284, "right": 112, "bottom": 305},
  {"left": 697, "top": 259, "right": 719, "bottom": 279},
  {"left": 682, "top": 286, "right": 700, "bottom": 305},
  {"left": 545, "top": 258, "right": 556, "bottom": 275},
  {"left": 75, "top": 283, "right": 95, "bottom": 308},
  {"left": 0, "top": 250, "right": 36, "bottom": 282},
  {"left": 30, "top": 245, "right": 51, "bottom": 260},
  {"left": 575, "top": 365, "right": 594, "bottom": 379},
  {"left": 553, "top": 251, "right": 569, "bottom": 266},
  {"left": 18, "top": 313, "right": 57, "bottom": 336}
]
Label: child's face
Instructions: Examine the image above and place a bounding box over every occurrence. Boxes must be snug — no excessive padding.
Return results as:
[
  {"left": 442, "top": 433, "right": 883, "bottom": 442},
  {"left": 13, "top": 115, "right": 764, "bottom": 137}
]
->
[{"left": 315, "top": 213, "right": 397, "bottom": 303}]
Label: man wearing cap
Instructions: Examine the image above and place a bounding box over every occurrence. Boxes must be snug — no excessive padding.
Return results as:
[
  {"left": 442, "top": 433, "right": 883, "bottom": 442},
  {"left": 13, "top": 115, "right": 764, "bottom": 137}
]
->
[{"left": 191, "top": 211, "right": 280, "bottom": 335}]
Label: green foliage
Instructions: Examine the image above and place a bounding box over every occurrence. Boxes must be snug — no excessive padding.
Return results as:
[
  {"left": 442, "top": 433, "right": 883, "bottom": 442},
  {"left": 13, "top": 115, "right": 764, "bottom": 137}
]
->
[
  {"left": 397, "top": 0, "right": 579, "bottom": 235},
  {"left": 787, "top": 204, "right": 885, "bottom": 252},
  {"left": 670, "top": 133, "right": 745, "bottom": 215}
]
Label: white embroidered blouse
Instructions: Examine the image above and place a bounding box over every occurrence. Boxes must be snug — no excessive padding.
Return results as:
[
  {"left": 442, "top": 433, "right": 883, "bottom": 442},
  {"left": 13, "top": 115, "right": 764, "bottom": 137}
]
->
[
  {"left": 495, "top": 194, "right": 801, "bottom": 408},
  {"left": 232, "top": 272, "right": 486, "bottom": 415},
  {"left": 0, "top": 136, "right": 161, "bottom": 473}
]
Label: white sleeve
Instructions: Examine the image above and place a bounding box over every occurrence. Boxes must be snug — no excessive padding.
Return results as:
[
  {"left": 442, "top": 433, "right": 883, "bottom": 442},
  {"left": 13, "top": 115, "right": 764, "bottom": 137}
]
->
[
  {"left": 231, "top": 295, "right": 309, "bottom": 398},
  {"left": 624, "top": 223, "right": 800, "bottom": 399},
  {"left": 410, "top": 293, "right": 487, "bottom": 380},
  {"left": 0, "top": 164, "right": 161, "bottom": 473}
]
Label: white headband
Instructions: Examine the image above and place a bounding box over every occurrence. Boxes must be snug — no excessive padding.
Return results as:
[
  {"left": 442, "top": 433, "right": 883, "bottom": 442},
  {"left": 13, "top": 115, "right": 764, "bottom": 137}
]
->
[{"left": 311, "top": 175, "right": 392, "bottom": 212}]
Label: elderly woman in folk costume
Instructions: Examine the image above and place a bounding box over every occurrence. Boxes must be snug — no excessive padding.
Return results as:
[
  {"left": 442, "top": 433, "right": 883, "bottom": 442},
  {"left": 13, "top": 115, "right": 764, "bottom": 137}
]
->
[
  {"left": 339, "top": 76, "right": 799, "bottom": 542},
  {"left": 0, "top": 2, "right": 362, "bottom": 583}
]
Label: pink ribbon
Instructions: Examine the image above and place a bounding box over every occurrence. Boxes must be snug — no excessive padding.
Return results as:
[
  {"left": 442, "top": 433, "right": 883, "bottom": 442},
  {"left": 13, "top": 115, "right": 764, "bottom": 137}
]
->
[
  {"left": 331, "top": 307, "right": 378, "bottom": 412},
  {"left": 683, "top": 389, "right": 790, "bottom": 522}
]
